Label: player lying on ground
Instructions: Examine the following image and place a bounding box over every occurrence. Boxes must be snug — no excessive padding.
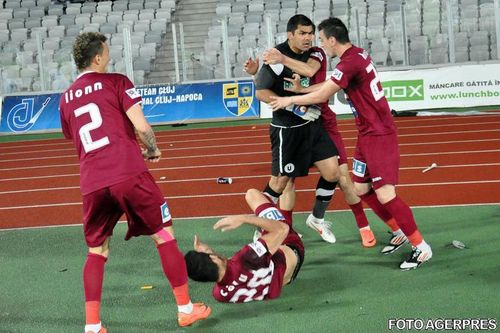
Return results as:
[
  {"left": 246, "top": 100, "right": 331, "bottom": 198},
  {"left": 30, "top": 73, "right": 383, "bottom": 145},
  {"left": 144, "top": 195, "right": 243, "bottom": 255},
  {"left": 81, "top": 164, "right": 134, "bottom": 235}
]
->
[{"left": 184, "top": 181, "right": 304, "bottom": 302}]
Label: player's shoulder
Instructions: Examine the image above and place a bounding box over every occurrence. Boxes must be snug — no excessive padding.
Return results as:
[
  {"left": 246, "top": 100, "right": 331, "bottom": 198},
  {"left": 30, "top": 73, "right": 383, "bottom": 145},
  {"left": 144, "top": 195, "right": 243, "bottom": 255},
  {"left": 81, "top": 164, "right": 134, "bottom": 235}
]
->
[
  {"left": 103, "top": 72, "right": 131, "bottom": 83},
  {"left": 309, "top": 47, "right": 326, "bottom": 63}
]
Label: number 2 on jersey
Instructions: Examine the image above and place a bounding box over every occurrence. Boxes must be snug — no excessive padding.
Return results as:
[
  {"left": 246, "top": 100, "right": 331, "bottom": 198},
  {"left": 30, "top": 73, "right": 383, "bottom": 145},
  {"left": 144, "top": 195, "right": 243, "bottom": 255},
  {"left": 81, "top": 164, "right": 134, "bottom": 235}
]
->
[
  {"left": 365, "top": 63, "right": 384, "bottom": 101},
  {"left": 74, "top": 103, "right": 110, "bottom": 153}
]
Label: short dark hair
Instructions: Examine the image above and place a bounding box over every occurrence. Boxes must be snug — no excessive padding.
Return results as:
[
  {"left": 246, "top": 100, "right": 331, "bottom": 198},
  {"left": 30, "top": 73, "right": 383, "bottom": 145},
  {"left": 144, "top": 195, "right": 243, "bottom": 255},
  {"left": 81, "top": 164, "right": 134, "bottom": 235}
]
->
[
  {"left": 72, "top": 32, "right": 107, "bottom": 70},
  {"left": 184, "top": 251, "right": 219, "bottom": 282},
  {"left": 318, "top": 17, "right": 350, "bottom": 43},
  {"left": 287, "top": 14, "right": 315, "bottom": 33}
]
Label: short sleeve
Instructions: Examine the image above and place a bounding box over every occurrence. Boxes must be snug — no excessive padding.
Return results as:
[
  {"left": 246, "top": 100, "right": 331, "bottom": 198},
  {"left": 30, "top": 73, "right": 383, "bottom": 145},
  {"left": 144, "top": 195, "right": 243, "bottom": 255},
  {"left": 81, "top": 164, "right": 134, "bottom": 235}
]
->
[
  {"left": 309, "top": 48, "right": 325, "bottom": 64},
  {"left": 255, "top": 65, "right": 277, "bottom": 90},
  {"left": 330, "top": 59, "right": 357, "bottom": 89},
  {"left": 241, "top": 240, "right": 271, "bottom": 270},
  {"left": 117, "top": 75, "right": 142, "bottom": 112}
]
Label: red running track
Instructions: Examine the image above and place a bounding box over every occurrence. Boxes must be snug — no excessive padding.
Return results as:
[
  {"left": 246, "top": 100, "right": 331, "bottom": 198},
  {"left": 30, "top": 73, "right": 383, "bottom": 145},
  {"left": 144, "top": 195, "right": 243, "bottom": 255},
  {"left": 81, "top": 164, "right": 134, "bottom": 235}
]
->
[{"left": 0, "top": 114, "right": 499, "bottom": 229}]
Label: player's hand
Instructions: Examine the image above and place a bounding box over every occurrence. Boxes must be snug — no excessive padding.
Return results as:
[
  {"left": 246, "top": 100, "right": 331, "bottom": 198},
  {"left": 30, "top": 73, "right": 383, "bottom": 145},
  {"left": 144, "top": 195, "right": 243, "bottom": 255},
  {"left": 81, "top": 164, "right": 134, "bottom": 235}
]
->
[
  {"left": 142, "top": 147, "right": 161, "bottom": 162},
  {"left": 290, "top": 104, "right": 321, "bottom": 121},
  {"left": 269, "top": 95, "right": 293, "bottom": 111},
  {"left": 284, "top": 74, "right": 302, "bottom": 93},
  {"left": 193, "top": 235, "right": 212, "bottom": 253},
  {"left": 243, "top": 56, "right": 259, "bottom": 76},
  {"left": 263, "top": 48, "right": 284, "bottom": 65},
  {"left": 213, "top": 216, "right": 245, "bottom": 232}
]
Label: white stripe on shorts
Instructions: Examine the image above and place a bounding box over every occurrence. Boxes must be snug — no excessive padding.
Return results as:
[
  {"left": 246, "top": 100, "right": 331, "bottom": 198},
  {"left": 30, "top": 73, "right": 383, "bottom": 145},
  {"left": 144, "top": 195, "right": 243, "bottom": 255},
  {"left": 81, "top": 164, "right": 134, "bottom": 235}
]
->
[{"left": 279, "top": 128, "right": 284, "bottom": 174}]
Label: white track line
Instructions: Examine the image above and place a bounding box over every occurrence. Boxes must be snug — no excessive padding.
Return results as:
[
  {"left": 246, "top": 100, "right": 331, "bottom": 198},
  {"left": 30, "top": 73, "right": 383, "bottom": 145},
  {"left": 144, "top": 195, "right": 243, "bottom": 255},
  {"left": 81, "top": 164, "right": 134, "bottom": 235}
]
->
[
  {"left": 0, "top": 116, "right": 498, "bottom": 152},
  {"left": 1, "top": 148, "right": 500, "bottom": 174},
  {"left": 1, "top": 162, "right": 499, "bottom": 195},
  {"left": 1, "top": 179, "right": 499, "bottom": 211},
  {"left": 2, "top": 133, "right": 500, "bottom": 158},
  {"left": 1, "top": 202, "right": 499, "bottom": 232}
]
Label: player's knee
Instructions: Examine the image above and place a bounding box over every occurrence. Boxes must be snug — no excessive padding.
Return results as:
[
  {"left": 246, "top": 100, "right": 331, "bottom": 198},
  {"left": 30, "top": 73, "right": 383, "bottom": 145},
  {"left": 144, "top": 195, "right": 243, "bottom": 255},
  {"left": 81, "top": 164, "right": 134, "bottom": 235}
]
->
[
  {"left": 89, "top": 245, "right": 109, "bottom": 258},
  {"left": 245, "top": 188, "right": 261, "bottom": 205},
  {"left": 354, "top": 183, "right": 370, "bottom": 197}
]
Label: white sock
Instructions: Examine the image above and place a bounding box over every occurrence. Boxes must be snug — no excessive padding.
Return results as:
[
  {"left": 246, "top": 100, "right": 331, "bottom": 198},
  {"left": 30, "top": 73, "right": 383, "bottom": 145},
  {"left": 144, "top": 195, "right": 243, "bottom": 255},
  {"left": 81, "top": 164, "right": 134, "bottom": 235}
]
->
[
  {"left": 310, "top": 214, "right": 324, "bottom": 223},
  {"left": 393, "top": 229, "right": 404, "bottom": 237},
  {"left": 416, "top": 240, "right": 431, "bottom": 253},
  {"left": 178, "top": 301, "right": 194, "bottom": 314},
  {"left": 85, "top": 322, "right": 101, "bottom": 333}
]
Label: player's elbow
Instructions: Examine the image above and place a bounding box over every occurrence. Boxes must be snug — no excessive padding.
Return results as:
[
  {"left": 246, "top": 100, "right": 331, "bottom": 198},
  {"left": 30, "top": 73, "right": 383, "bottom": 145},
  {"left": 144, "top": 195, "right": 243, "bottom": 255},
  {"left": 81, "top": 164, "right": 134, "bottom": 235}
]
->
[
  {"left": 134, "top": 122, "right": 152, "bottom": 135},
  {"left": 255, "top": 90, "right": 268, "bottom": 102}
]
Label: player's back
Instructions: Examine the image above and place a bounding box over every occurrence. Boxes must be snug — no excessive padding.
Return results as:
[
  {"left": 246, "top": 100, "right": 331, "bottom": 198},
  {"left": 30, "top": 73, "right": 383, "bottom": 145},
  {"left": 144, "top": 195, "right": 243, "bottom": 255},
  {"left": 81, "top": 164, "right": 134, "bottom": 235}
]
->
[
  {"left": 332, "top": 46, "right": 395, "bottom": 136},
  {"left": 212, "top": 240, "right": 286, "bottom": 303},
  {"left": 59, "top": 72, "right": 147, "bottom": 195}
]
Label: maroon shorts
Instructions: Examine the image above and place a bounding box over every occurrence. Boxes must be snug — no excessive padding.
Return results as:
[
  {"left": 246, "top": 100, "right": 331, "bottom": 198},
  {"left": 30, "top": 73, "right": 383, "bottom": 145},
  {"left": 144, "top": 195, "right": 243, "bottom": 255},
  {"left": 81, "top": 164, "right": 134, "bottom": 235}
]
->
[
  {"left": 352, "top": 133, "right": 400, "bottom": 189},
  {"left": 82, "top": 172, "right": 172, "bottom": 247},
  {"left": 323, "top": 119, "right": 348, "bottom": 166}
]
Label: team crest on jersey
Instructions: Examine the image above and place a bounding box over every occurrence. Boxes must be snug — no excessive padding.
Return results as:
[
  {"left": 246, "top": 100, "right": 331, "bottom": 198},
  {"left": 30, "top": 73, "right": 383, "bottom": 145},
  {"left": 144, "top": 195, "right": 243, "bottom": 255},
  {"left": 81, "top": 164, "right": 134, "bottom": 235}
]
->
[
  {"left": 332, "top": 68, "right": 344, "bottom": 81},
  {"left": 125, "top": 88, "right": 141, "bottom": 99},
  {"left": 222, "top": 82, "right": 254, "bottom": 116},
  {"left": 160, "top": 202, "right": 171, "bottom": 223}
]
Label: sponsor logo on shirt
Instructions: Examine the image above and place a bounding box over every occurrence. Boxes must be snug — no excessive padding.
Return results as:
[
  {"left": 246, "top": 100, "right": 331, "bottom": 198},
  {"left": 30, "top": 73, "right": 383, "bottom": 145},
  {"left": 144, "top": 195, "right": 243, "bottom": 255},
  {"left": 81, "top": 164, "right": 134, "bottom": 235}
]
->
[
  {"left": 372, "top": 176, "right": 382, "bottom": 182},
  {"left": 125, "top": 88, "right": 141, "bottom": 99},
  {"left": 249, "top": 240, "right": 267, "bottom": 257},
  {"left": 332, "top": 68, "right": 343, "bottom": 81}
]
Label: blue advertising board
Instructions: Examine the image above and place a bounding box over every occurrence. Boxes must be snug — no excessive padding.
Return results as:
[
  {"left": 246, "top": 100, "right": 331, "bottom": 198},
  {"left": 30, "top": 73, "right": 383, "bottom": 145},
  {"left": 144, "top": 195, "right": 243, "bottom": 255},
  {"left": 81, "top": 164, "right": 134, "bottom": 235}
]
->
[{"left": 0, "top": 80, "right": 259, "bottom": 134}]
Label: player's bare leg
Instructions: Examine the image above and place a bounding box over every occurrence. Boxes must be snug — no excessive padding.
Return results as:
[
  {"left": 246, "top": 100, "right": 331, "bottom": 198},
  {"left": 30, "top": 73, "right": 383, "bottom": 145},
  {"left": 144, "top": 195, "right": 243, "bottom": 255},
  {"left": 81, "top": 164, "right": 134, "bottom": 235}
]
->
[
  {"left": 306, "top": 157, "right": 339, "bottom": 243},
  {"left": 338, "top": 163, "right": 376, "bottom": 247},
  {"left": 84, "top": 238, "right": 110, "bottom": 333},
  {"left": 263, "top": 175, "right": 290, "bottom": 203},
  {"left": 150, "top": 226, "right": 211, "bottom": 326}
]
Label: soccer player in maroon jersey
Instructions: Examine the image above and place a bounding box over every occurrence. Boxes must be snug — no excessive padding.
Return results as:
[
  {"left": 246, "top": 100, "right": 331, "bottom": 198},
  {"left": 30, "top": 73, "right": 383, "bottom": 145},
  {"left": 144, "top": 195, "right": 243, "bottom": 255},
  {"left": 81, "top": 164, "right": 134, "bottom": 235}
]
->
[
  {"left": 59, "top": 32, "right": 210, "bottom": 332},
  {"left": 184, "top": 181, "right": 304, "bottom": 303},
  {"left": 269, "top": 18, "right": 432, "bottom": 270},
  {"left": 256, "top": 45, "right": 385, "bottom": 248}
]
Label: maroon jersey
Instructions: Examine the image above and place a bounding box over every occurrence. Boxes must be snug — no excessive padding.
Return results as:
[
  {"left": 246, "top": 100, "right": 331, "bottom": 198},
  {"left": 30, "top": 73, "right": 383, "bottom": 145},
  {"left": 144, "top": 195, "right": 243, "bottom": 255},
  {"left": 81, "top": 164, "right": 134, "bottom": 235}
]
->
[
  {"left": 59, "top": 71, "right": 147, "bottom": 195},
  {"left": 308, "top": 47, "right": 337, "bottom": 125},
  {"left": 212, "top": 239, "right": 287, "bottom": 303},
  {"left": 330, "top": 46, "right": 396, "bottom": 136},
  {"left": 213, "top": 203, "right": 301, "bottom": 303}
]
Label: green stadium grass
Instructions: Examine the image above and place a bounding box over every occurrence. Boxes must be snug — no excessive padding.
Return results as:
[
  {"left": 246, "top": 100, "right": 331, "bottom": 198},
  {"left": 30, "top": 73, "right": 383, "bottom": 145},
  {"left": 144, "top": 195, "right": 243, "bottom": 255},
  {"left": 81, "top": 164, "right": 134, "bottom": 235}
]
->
[{"left": 0, "top": 205, "right": 499, "bottom": 333}]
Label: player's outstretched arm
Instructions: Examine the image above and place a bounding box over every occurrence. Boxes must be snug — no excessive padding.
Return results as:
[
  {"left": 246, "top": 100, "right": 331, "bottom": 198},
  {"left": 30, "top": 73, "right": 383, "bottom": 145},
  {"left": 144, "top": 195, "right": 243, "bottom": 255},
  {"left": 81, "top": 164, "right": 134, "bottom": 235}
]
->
[
  {"left": 214, "top": 215, "right": 289, "bottom": 255},
  {"left": 263, "top": 48, "right": 321, "bottom": 78},
  {"left": 270, "top": 79, "right": 341, "bottom": 110},
  {"left": 126, "top": 103, "right": 161, "bottom": 162}
]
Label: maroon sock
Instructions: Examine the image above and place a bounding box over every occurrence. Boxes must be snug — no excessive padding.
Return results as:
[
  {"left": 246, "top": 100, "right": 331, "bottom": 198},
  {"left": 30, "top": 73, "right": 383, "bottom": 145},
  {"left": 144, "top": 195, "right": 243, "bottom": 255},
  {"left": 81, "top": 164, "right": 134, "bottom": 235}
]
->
[
  {"left": 383, "top": 196, "right": 418, "bottom": 237},
  {"left": 83, "top": 253, "right": 107, "bottom": 302},
  {"left": 157, "top": 240, "right": 188, "bottom": 288},
  {"left": 360, "top": 188, "right": 393, "bottom": 222},
  {"left": 349, "top": 202, "right": 369, "bottom": 228}
]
